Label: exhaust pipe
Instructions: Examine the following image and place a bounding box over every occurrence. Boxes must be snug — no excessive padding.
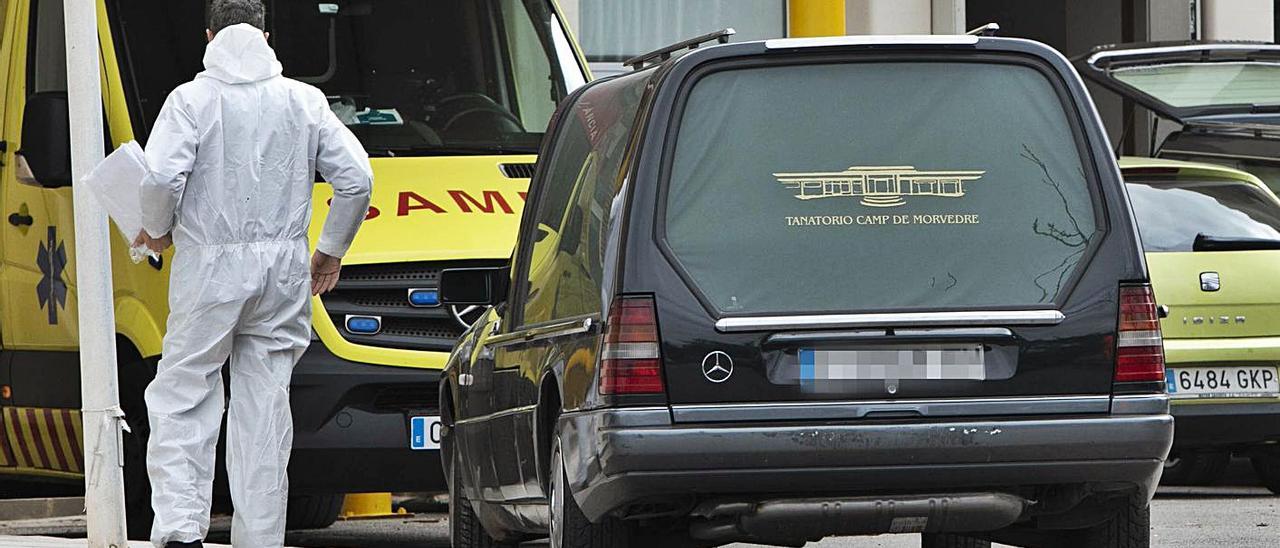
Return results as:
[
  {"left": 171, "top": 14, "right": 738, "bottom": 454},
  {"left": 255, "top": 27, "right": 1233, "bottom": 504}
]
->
[{"left": 689, "top": 492, "right": 1029, "bottom": 546}]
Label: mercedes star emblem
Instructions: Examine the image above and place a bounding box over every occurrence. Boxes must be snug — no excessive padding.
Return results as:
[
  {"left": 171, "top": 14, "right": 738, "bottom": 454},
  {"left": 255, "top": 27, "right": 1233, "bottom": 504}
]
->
[
  {"left": 450, "top": 304, "right": 489, "bottom": 329},
  {"left": 701, "top": 351, "right": 734, "bottom": 383}
]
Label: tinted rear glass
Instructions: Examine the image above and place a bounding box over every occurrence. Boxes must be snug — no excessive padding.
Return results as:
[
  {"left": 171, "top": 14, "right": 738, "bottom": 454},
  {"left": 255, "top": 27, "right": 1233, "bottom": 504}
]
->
[
  {"left": 1126, "top": 178, "right": 1280, "bottom": 252},
  {"left": 664, "top": 61, "right": 1099, "bottom": 314},
  {"left": 1112, "top": 62, "right": 1280, "bottom": 109}
]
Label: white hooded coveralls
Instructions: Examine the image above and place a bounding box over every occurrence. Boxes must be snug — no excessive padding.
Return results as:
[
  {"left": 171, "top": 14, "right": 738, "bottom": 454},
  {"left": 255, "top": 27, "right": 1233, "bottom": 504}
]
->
[{"left": 140, "top": 24, "right": 372, "bottom": 547}]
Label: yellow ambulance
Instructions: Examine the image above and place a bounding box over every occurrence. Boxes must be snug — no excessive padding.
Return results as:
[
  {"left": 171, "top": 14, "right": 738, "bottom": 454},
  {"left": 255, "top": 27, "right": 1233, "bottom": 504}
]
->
[{"left": 0, "top": 0, "right": 586, "bottom": 535}]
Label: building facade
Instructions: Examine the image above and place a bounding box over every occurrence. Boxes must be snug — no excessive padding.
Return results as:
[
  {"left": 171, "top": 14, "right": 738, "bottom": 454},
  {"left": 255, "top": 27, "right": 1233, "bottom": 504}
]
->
[{"left": 559, "top": 0, "right": 1275, "bottom": 151}]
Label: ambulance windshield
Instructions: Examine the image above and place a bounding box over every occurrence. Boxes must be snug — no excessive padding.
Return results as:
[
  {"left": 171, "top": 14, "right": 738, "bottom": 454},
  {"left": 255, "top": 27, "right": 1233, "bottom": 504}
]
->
[
  {"left": 271, "top": 0, "right": 585, "bottom": 155},
  {"left": 106, "top": 0, "right": 586, "bottom": 156}
]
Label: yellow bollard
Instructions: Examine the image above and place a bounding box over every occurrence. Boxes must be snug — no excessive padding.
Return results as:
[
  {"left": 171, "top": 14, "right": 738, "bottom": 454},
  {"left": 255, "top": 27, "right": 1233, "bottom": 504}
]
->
[
  {"left": 787, "top": 0, "right": 847, "bottom": 37},
  {"left": 340, "top": 492, "right": 397, "bottom": 519}
]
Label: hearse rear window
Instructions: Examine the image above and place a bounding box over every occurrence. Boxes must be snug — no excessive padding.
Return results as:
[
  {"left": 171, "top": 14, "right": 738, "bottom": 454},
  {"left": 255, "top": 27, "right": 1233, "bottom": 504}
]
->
[{"left": 664, "top": 61, "right": 1098, "bottom": 314}]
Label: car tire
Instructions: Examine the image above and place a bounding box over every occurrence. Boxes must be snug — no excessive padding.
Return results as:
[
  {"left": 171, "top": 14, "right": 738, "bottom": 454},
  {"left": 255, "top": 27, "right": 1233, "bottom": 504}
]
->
[
  {"left": 1078, "top": 494, "right": 1150, "bottom": 547},
  {"left": 285, "top": 494, "right": 344, "bottom": 530},
  {"left": 549, "top": 435, "right": 630, "bottom": 548},
  {"left": 450, "top": 446, "right": 514, "bottom": 548},
  {"left": 920, "top": 533, "right": 991, "bottom": 547},
  {"left": 1250, "top": 450, "right": 1280, "bottom": 494},
  {"left": 118, "top": 354, "right": 157, "bottom": 541},
  {"left": 1162, "top": 451, "right": 1230, "bottom": 486}
]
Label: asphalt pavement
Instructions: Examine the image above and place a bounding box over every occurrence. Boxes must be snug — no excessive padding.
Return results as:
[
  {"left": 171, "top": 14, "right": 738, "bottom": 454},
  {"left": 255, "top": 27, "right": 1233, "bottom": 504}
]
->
[
  {"left": 284, "top": 483, "right": 1279, "bottom": 547},
  {"left": 2, "top": 461, "right": 1275, "bottom": 547}
]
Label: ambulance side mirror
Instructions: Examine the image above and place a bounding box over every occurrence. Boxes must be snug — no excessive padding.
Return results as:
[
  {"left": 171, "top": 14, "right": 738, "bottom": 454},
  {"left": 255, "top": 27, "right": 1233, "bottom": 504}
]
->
[
  {"left": 17, "top": 92, "right": 73, "bottom": 189},
  {"left": 440, "top": 266, "right": 510, "bottom": 306}
]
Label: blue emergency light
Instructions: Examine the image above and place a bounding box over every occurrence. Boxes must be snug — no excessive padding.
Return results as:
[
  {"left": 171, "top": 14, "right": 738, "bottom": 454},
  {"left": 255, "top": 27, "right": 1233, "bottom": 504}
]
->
[
  {"left": 407, "top": 288, "right": 441, "bottom": 307},
  {"left": 345, "top": 315, "right": 382, "bottom": 335}
]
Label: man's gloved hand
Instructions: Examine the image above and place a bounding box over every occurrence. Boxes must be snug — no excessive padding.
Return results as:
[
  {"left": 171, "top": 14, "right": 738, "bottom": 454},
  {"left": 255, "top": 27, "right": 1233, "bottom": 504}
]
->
[
  {"left": 132, "top": 230, "right": 173, "bottom": 253},
  {"left": 311, "top": 250, "right": 342, "bottom": 296}
]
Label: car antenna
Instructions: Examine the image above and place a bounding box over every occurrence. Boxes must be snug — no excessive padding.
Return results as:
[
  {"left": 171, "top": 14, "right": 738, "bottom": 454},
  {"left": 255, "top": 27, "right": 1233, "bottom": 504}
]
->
[
  {"left": 966, "top": 23, "right": 1000, "bottom": 36},
  {"left": 623, "top": 28, "right": 736, "bottom": 71}
]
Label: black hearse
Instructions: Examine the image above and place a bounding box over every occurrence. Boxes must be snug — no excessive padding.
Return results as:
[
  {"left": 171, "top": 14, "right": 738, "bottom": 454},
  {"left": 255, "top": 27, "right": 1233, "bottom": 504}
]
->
[{"left": 440, "top": 32, "right": 1174, "bottom": 548}]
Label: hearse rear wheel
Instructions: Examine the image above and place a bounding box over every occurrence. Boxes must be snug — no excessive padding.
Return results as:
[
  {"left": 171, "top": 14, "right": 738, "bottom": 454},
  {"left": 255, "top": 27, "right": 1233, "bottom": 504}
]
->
[
  {"left": 1077, "top": 494, "right": 1151, "bottom": 548},
  {"left": 549, "top": 434, "right": 630, "bottom": 548}
]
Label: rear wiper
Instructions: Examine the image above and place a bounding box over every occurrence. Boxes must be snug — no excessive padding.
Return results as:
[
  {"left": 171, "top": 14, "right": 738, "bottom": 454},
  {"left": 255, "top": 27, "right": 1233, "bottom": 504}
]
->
[{"left": 1193, "top": 233, "right": 1280, "bottom": 251}]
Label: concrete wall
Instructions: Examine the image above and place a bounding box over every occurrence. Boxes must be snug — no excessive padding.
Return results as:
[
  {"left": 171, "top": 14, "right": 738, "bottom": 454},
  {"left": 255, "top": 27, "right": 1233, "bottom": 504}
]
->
[
  {"left": 1201, "top": 0, "right": 1274, "bottom": 40},
  {"left": 847, "top": 0, "right": 931, "bottom": 34},
  {"left": 1145, "top": 0, "right": 1197, "bottom": 40},
  {"left": 931, "top": 0, "right": 967, "bottom": 34}
]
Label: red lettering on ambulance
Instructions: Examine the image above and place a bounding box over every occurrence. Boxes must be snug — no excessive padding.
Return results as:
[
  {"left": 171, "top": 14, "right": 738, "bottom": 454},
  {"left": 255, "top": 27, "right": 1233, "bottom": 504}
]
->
[
  {"left": 448, "top": 190, "right": 514, "bottom": 214},
  {"left": 398, "top": 191, "right": 446, "bottom": 216}
]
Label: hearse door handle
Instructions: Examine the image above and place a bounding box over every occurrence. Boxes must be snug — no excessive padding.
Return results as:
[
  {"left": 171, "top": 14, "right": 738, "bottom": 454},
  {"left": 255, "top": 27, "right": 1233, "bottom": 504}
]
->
[{"left": 8, "top": 212, "right": 32, "bottom": 227}]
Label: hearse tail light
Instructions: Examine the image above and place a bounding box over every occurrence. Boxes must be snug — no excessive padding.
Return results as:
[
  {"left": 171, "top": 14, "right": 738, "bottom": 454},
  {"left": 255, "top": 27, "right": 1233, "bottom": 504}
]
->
[
  {"left": 1115, "top": 284, "right": 1166, "bottom": 384},
  {"left": 600, "top": 297, "right": 665, "bottom": 395}
]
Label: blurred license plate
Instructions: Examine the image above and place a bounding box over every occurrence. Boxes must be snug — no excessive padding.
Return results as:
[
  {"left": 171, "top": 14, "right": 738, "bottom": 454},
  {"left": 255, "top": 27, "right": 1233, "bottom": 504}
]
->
[
  {"left": 1166, "top": 366, "right": 1279, "bottom": 399},
  {"left": 409, "top": 416, "right": 442, "bottom": 450},
  {"left": 800, "top": 346, "right": 985, "bottom": 380}
]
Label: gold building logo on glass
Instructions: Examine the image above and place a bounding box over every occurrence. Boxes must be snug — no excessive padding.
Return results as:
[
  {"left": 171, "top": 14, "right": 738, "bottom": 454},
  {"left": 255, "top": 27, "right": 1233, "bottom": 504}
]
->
[{"left": 773, "top": 166, "right": 986, "bottom": 208}]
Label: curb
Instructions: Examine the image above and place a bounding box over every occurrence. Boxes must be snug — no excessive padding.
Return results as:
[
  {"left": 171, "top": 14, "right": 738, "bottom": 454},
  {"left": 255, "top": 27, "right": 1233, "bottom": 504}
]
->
[{"left": 0, "top": 498, "right": 84, "bottom": 521}]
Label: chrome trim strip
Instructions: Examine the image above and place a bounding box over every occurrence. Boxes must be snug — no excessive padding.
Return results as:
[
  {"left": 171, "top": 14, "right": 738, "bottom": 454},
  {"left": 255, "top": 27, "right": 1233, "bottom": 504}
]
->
[
  {"left": 892, "top": 327, "right": 1015, "bottom": 337},
  {"left": 765, "top": 34, "right": 978, "bottom": 50},
  {"left": 1111, "top": 394, "right": 1170, "bottom": 415},
  {"left": 1086, "top": 43, "right": 1280, "bottom": 65},
  {"left": 671, "top": 395, "right": 1109, "bottom": 423},
  {"left": 717, "top": 310, "right": 1064, "bottom": 332},
  {"left": 561, "top": 405, "right": 670, "bottom": 418},
  {"left": 455, "top": 404, "right": 538, "bottom": 426},
  {"left": 485, "top": 315, "right": 598, "bottom": 348},
  {"left": 560, "top": 406, "right": 673, "bottom": 428},
  {"left": 1114, "top": 60, "right": 1280, "bottom": 73}
]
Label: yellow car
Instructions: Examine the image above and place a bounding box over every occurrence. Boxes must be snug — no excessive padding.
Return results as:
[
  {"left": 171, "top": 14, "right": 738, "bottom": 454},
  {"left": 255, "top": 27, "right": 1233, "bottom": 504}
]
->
[{"left": 1120, "top": 157, "right": 1280, "bottom": 491}]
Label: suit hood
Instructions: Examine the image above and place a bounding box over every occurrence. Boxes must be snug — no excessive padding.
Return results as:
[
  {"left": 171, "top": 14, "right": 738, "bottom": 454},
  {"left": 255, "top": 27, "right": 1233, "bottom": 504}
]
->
[{"left": 200, "top": 23, "right": 283, "bottom": 84}]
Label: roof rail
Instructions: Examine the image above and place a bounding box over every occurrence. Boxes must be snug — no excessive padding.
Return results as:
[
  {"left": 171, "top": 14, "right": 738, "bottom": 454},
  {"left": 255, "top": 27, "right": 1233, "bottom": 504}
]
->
[
  {"left": 966, "top": 22, "right": 1000, "bottom": 36},
  {"left": 624, "top": 28, "right": 736, "bottom": 70}
]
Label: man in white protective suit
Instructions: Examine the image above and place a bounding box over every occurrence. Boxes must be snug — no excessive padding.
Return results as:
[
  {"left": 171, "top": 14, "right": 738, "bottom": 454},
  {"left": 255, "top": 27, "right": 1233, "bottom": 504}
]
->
[{"left": 133, "top": 0, "right": 372, "bottom": 546}]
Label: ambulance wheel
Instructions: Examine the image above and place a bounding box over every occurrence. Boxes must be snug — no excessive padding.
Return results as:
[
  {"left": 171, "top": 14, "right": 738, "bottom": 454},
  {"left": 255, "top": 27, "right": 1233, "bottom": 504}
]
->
[
  {"left": 286, "top": 494, "right": 344, "bottom": 530},
  {"left": 117, "top": 352, "right": 157, "bottom": 541}
]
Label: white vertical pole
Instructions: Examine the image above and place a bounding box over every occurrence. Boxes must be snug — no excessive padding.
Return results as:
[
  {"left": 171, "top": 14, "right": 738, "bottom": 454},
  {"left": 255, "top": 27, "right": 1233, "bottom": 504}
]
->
[{"left": 63, "top": 0, "right": 129, "bottom": 545}]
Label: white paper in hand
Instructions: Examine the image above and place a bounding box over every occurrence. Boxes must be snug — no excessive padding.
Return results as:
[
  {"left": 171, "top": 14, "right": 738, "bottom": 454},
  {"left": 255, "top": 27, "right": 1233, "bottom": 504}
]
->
[{"left": 80, "top": 141, "right": 158, "bottom": 263}]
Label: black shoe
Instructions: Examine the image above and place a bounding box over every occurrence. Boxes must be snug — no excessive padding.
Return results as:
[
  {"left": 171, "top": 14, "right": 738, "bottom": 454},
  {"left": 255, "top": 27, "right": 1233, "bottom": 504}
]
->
[{"left": 165, "top": 542, "right": 203, "bottom": 548}]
